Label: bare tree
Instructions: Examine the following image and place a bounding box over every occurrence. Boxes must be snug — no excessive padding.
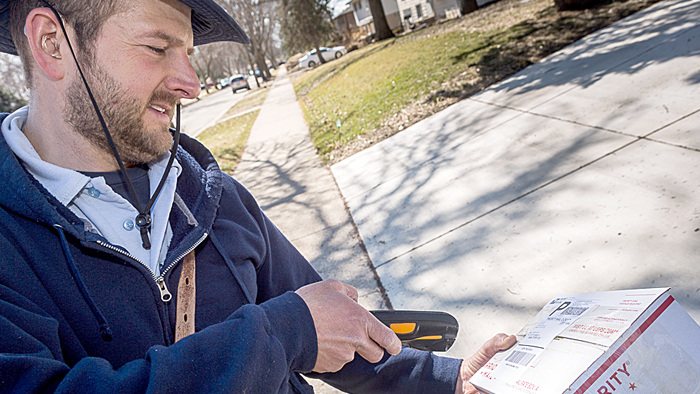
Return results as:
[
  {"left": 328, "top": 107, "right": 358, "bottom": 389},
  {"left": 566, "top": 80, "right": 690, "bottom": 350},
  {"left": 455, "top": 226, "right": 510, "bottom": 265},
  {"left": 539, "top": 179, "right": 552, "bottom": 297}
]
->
[
  {"left": 218, "top": 0, "right": 279, "bottom": 80},
  {"left": 0, "top": 53, "right": 29, "bottom": 101},
  {"left": 190, "top": 40, "right": 253, "bottom": 93},
  {"left": 231, "top": 51, "right": 251, "bottom": 75},
  {"left": 263, "top": 24, "right": 280, "bottom": 68},
  {"left": 215, "top": 43, "right": 250, "bottom": 76},
  {"left": 0, "top": 88, "right": 27, "bottom": 113},
  {"left": 191, "top": 43, "right": 224, "bottom": 92}
]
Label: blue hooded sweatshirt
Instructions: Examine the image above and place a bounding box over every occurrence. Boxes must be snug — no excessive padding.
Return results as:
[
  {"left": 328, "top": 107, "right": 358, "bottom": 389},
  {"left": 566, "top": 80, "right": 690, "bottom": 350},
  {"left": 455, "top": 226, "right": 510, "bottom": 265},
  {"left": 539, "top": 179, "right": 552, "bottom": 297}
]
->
[{"left": 0, "top": 113, "right": 461, "bottom": 393}]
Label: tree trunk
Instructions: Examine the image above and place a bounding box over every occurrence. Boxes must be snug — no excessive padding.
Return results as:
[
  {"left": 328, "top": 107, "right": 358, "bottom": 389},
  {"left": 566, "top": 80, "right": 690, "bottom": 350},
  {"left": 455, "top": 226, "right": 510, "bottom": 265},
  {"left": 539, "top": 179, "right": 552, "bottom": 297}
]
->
[
  {"left": 251, "top": 66, "right": 261, "bottom": 87},
  {"left": 258, "top": 57, "right": 270, "bottom": 80},
  {"left": 266, "top": 49, "right": 278, "bottom": 69},
  {"left": 459, "top": 0, "right": 478, "bottom": 16},
  {"left": 368, "top": 0, "right": 394, "bottom": 41},
  {"left": 243, "top": 51, "right": 260, "bottom": 88},
  {"left": 264, "top": 33, "right": 278, "bottom": 68},
  {"left": 554, "top": 0, "right": 606, "bottom": 10},
  {"left": 314, "top": 44, "right": 327, "bottom": 64},
  {"left": 268, "top": 48, "right": 278, "bottom": 69}
]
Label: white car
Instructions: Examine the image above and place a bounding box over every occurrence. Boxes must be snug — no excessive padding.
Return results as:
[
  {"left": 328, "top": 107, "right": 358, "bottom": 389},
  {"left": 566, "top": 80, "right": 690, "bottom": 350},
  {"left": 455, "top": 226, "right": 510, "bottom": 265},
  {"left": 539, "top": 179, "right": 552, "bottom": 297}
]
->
[
  {"left": 299, "top": 46, "right": 347, "bottom": 68},
  {"left": 230, "top": 75, "right": 250, "bottom": 93}
]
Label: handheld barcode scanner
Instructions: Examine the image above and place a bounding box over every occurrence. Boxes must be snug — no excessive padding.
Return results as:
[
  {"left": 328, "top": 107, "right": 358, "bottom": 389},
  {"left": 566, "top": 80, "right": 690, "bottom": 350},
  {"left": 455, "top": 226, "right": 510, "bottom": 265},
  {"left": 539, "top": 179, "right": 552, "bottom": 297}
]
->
[{"left": 371, "top": 310, "right": 458, "bottom": 352}]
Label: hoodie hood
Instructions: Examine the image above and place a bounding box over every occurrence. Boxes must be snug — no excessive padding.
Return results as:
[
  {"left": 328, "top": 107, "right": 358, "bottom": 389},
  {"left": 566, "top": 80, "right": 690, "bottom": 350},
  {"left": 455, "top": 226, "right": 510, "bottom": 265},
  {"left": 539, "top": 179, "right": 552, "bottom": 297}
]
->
[
  {"left": 0, "top": 113, "right": 223, "bottom": 246},
  {"left": 0, "top": 113, "right": 78, "bottom": 232}
]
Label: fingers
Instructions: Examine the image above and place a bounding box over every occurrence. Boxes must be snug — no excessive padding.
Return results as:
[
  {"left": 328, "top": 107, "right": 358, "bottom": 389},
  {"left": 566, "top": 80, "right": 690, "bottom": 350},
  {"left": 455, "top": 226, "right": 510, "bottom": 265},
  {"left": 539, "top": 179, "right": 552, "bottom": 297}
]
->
[
  {"left": 355, "top": 340, "right": 387, "bottom": 364},
  {"left": 456, "top": 334, "right": 517, "bottom": 394},
  {"left": 325, "top": 279, "right": 359, "bottom": 302},
  {"left": 493, "top": 333, "right": 517, "bottom": 352},
  {"left": 462, "top": 334, "right": 517, "bottom": 381},
  {"left": 296, "top": 279, "right": 393, "bottom": 372},
  {"left": 368, "top": 314, "right": 402, "bottom": 355},
  {"left": 357, "top": 314, "right": 402, "bottom": 363},
  {"left": 480, "top": 333, "right": 517, "bottom": 359}
]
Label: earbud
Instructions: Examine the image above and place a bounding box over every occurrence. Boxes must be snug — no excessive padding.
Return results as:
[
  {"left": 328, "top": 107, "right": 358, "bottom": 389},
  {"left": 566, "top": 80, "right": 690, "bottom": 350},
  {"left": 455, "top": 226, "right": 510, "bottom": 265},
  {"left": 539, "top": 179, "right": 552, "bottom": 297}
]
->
[{"left": 41, "top": 35, "right": 61, "bottom": 59}]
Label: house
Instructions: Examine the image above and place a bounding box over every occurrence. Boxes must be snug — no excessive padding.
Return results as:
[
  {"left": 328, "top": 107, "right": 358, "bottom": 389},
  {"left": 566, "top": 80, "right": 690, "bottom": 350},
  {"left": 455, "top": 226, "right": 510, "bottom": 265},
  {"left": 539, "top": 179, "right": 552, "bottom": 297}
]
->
[
  {"left": 399, "top": 0, "right": 497, "bottom": 27},
  {"left": 334, "top": 6, "right": 359, "bottom": 41},
  {"left": 348, "top": 0, "right": 401, "bottom": 34},
  {"left": 397, "top": 0, "right": 436, "bottom": 28},
  {"left": 335, "top": 0, "right": 496, "bottom": 39}
]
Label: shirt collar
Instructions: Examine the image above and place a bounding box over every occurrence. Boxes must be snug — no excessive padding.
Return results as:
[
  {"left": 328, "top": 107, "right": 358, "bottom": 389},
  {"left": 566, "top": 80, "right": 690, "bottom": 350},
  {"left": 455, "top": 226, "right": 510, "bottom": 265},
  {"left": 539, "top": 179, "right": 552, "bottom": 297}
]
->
[{"left": 1, "top": 106, "right": 182, "bottom": 206}]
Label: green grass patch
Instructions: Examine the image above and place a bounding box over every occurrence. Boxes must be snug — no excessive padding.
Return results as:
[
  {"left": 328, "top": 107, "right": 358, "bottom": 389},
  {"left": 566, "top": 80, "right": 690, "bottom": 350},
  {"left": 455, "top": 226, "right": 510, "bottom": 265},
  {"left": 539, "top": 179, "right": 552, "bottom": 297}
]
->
[
  {"left": 296, "top": 29, "right": 515, "bottom": 156},
  {"left": 197, "top": 110, "right": 259, "bottom": 174},
  {"left": 292, "top": 0, "right": 661, "bottom": 162},
  {"left": 223, "top": 90, "right": 269, "bottom": 118}
]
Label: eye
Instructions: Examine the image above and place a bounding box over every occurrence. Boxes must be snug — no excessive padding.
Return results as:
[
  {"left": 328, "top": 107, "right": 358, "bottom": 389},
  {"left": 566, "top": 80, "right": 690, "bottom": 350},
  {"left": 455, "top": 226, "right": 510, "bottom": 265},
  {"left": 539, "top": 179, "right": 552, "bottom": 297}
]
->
[{"left": 147, "top": 46, "right": 166, "bottom": 55}]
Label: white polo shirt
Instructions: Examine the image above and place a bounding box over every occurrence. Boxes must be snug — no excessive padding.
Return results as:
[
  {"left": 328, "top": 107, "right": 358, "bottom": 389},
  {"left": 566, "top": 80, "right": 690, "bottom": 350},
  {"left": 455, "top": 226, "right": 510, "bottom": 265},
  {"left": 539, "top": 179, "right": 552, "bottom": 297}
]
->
[{"left": 1, "top": 106, "right": 180, "bottom": 276}]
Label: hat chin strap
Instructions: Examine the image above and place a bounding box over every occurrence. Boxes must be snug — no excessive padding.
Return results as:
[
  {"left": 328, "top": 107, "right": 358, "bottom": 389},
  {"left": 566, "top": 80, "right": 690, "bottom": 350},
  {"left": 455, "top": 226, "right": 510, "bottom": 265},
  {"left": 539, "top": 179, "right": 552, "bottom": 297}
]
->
[{"left": 43, "top": 1, "right": 181, "bottom": 250}]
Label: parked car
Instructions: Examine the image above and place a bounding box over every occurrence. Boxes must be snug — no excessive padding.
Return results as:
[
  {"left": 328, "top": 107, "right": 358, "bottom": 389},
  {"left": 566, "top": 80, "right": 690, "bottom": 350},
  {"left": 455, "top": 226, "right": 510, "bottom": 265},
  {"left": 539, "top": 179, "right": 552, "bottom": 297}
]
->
[
  {"left": 219, "top": 77, "right": 231, "bottom": 87},
  {"left": 299, "top": 46, "right": 347, "bottom": 68},
  {"left": 230, "top": 74, "right": 250, "bottom": 93}
]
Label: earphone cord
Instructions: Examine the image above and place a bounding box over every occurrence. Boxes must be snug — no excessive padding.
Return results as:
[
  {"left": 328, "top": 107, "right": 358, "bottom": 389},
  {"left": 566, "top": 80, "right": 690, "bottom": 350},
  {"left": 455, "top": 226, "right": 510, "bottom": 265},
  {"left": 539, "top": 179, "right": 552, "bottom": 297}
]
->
[{"left": 42, "top": 1, "right": 181, "bottom": 250}]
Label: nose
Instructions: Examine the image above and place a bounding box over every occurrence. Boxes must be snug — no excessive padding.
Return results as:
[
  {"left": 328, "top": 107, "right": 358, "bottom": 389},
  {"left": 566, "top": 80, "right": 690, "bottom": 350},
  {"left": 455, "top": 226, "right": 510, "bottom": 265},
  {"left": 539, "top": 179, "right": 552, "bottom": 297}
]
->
[{"left": 165, "top": 50, "right": 201, "bottom": 100}]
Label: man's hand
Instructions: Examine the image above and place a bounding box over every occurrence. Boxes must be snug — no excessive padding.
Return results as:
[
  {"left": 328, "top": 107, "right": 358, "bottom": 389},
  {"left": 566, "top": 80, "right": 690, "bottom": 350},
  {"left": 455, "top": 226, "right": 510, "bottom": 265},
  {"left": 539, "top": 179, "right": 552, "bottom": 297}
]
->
[
  {"left": 455, "top": 333, "right": 517, "bottom": 394},
  {"left": 296, "top": 279, "right": 402, "bottom": 373}
]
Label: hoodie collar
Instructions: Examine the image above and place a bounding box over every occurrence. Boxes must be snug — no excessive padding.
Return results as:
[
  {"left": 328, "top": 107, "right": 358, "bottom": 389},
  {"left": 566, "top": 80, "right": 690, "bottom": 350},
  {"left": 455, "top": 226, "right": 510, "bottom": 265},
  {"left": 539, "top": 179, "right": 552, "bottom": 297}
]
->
[
  {"left": 2, "top": 106, "right": 92, "bottom": 206},
  {"left": 0, "top": 112, "right": 78, "bottom": 232},
  {"left": 0, "top": 111, "right": 223, "bottom": 241}
]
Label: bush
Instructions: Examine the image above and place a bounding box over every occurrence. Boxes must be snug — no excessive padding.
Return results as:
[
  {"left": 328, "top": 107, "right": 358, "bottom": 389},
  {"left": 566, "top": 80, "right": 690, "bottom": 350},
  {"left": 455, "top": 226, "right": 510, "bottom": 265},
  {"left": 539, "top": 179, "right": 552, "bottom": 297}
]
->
[{"left": 0, "top": 89, "right": 27, "bottom": 113}]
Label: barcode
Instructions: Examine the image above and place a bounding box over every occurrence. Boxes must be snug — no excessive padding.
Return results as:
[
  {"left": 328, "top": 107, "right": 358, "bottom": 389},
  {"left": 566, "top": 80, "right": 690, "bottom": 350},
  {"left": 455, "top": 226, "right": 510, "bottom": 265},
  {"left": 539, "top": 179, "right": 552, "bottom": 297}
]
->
[
  {"left": 505, "top": 350, "right": 536, "bottom": 366},
  {"left": 560, "top": 307, "right": 587, "bottom": 316}
]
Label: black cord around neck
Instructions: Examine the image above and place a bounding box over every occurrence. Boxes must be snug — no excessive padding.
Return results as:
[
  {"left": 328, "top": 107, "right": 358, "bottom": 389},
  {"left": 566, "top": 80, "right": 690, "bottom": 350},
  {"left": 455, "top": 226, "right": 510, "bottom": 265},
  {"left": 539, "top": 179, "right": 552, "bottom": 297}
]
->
[{"left": 44, "top": 2, "right": 181, "bottom": 250}]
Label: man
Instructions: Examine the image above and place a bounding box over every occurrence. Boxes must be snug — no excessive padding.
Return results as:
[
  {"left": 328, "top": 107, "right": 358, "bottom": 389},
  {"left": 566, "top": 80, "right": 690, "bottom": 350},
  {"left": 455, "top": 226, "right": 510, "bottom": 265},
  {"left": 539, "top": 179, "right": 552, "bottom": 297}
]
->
[{"left": 0, "top": 0, "right": 516, "bottom": 392}]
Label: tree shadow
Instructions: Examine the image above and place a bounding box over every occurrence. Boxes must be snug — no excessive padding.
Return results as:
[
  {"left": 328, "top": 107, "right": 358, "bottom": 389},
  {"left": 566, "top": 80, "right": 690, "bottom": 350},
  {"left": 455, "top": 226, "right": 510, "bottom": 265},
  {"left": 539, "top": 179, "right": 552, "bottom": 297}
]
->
[
  {"left": 476, "top": 0, "right": 700, "bottom": 99},
  {"left": 234, "top": 132, "right": 386, "bottom": 304},
  {"left": 425, "top": 0, "right": 699, "bottom": 106},
  {"left": 331, "top": 0, "right": 700, "bottom": 351}
]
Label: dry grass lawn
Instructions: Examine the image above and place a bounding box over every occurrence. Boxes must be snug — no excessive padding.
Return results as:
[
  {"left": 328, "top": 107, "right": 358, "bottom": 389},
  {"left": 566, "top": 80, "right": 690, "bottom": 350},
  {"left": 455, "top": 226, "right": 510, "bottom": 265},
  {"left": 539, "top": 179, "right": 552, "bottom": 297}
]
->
[{"left": 293, "top": 0, "right": 662, "bottom": 164}]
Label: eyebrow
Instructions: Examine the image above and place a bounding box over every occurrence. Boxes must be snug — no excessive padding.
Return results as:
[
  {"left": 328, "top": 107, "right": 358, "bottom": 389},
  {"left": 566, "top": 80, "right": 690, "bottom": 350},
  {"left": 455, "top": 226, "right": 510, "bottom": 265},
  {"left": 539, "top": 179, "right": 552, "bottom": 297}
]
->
[{"left": 142, "top": 31, "right": 194, "bottom": 55}]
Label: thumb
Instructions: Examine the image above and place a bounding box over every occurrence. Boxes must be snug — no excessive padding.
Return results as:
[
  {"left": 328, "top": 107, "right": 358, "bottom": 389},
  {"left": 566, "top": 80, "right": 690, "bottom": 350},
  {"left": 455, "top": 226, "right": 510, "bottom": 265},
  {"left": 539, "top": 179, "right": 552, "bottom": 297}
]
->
[{"left": 463, "top": 334, "right": 517, "bottom": 378}]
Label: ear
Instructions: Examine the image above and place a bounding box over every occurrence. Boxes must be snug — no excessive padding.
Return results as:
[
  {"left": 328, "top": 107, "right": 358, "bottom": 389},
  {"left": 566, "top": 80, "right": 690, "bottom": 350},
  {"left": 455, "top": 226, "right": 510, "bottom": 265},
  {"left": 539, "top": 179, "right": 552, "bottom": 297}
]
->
[{"left": 24, "top": 7, "right": 66, "bottom": 80}]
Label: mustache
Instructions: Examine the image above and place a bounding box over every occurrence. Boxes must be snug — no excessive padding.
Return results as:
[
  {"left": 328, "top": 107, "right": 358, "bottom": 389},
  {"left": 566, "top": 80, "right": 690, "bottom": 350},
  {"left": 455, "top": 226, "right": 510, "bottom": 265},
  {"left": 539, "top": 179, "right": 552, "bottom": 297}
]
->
[{"left": 148, "top": 90, "right": 181, "bottom": 116}]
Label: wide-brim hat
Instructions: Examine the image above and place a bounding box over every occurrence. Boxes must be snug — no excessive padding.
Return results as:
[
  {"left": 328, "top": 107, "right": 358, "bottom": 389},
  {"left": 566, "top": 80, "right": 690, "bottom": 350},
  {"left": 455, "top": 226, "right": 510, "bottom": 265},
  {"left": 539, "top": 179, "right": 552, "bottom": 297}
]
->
[{"left": 0, "top": 0, "right": 249, "bottom": 56}]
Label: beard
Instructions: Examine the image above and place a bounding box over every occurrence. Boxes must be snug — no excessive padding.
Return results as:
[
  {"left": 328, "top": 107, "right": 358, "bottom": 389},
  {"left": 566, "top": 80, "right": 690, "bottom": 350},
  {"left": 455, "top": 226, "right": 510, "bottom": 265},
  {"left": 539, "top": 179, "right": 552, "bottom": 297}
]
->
[{"left": 64, "top": 62, "right": 179, "bottom": 166}]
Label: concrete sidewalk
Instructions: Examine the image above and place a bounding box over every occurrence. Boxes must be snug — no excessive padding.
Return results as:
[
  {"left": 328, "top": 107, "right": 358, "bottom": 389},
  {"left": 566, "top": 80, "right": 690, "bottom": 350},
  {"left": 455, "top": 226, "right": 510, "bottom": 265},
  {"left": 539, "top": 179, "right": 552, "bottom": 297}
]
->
[
  {"left": 332, "top": 0, "right": 700, "bottom": 360},
  {"left": 233, "top": 67, "right": 387, "bottom": 311}
]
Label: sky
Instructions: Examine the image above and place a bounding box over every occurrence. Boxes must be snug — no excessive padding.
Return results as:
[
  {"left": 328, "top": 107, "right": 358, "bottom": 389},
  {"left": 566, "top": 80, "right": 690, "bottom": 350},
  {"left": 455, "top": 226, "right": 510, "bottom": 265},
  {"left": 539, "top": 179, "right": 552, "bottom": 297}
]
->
[{"left": 330, "top": 0, "right": 352, "bottom": 18}]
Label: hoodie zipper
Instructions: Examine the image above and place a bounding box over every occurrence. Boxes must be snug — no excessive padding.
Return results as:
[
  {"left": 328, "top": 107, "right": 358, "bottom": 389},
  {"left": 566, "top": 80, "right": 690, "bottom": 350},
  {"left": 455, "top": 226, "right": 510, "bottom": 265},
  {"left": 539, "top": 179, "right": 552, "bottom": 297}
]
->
[{"left": 95, "top": 232, "right": 208, "bottom": 302}]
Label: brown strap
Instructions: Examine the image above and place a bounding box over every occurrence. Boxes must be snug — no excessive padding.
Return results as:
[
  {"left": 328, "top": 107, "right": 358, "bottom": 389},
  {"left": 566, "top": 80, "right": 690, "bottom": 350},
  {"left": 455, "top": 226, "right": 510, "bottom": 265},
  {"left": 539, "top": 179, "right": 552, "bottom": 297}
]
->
[{"left": 175, "top": 250, "right": 196, "bottom": 342}]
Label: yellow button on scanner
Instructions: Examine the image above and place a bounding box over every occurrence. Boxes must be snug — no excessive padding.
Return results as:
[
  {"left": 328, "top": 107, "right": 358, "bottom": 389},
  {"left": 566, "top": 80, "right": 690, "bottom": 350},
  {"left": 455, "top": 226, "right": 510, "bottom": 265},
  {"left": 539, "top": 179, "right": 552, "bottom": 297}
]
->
[
  {"left": 390, "top": 322, "right": 417, "bottom": 334},
  {"left": 415, "top": 335, "right": 443, "bottom": 340}
]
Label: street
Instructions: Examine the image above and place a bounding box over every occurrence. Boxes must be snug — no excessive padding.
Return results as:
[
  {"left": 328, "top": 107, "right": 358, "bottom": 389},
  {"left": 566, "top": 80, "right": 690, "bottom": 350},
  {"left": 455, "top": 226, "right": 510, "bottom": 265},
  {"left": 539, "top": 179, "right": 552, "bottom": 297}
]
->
[{"left": 180, "top": 75, "right": 256, "bottom": 138}]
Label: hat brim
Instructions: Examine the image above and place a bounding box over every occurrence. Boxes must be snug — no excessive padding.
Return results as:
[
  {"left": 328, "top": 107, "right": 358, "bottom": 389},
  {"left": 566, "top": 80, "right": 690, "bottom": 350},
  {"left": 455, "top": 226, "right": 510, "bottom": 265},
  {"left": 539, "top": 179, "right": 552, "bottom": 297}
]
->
[
  {"left": 0, "top": 1, "right": 16, "bottom": 55},
  {"left": 0, "top": 0, "right": 249, "bottom": 56},
  {"left": 181, "top": 0, "right": 250, "bottom": 47}
]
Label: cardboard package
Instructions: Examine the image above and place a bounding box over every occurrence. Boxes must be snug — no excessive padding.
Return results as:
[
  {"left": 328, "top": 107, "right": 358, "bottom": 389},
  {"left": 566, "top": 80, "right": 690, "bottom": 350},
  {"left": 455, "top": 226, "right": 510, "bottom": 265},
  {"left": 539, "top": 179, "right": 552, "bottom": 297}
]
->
[{"left": 470, "top": 288, "right": 700, "bottom": 394}]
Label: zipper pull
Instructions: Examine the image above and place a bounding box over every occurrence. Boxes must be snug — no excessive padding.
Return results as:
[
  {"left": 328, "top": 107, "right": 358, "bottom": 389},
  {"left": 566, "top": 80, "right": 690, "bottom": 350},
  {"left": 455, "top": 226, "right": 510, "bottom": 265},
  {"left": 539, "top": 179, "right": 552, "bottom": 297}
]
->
[{"left": 156, "top": 277, "right": 172, "bottom": 302}]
